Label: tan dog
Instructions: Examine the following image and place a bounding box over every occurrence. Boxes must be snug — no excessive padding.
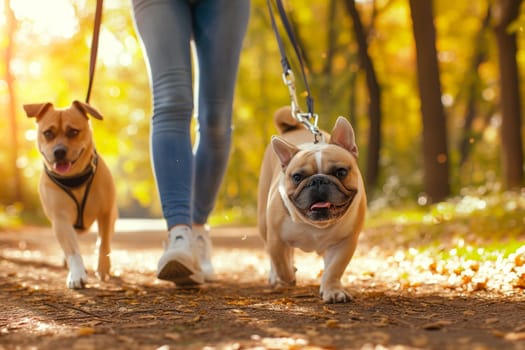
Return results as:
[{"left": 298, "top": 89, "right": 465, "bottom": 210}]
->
[
  {"left": 24, "top": 100, "right": 117, "bottom": 289},
  {"left": 258, "top": 107, "right": 366, "bottom": 303}
]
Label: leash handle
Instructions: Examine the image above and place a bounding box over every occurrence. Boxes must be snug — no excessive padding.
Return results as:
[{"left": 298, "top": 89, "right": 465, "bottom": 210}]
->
[{"left": 86, "top": 0, "right": 104, "bottom": 104}]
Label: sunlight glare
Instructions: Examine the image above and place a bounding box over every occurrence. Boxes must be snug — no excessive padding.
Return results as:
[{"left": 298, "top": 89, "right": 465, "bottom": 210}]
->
[
  {"left": 100, "top": 29, "right": 127, "bottom": 67},
  {"left": 28, "top": 61, "right": 42, "bottom": 77},
  {"left": 25, "top": 129, "right": 37, "bottom": 142},
  {"left": 11, "top": 0, "right": 78, "bottom": 40}
]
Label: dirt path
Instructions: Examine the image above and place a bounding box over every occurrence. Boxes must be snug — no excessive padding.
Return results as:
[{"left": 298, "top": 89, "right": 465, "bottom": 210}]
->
[{"left": 1, "top": 224, "right": 524, "bottom": 350}]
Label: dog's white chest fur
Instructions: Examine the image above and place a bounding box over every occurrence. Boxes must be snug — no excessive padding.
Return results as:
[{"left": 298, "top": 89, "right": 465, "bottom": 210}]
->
[{"left": 279, "top": 219, "right": 327, "bottom": 252}]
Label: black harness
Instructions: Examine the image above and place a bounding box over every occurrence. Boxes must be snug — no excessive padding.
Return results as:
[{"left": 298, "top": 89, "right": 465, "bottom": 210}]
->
[{"left": 44, "top": 153, "right": 98, "bottom": 230}]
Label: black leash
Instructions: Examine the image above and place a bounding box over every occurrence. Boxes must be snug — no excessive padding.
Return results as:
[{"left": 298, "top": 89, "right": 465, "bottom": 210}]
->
[
  {"left": 47, "top": 1, "right": 103, "bottom": 230},
  {"left": 85, "top": 0, "right": 104, "bottom": 104},
  {"left": 266, "top": 0, "right": 322, "bottom": 142}
]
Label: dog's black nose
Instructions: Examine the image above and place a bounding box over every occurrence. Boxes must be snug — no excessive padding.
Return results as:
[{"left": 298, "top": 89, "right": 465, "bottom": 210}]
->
[
  {"left": 53, "top": 146, "right": 67, "bottom": 161},
  {"left": 309, "top": 175, "right": 330, "bottom": 188}
]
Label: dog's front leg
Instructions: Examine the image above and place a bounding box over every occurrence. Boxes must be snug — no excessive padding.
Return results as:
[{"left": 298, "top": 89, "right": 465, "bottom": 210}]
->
[
  {"left": 320, "top": 236, "right": 358, "bottom": 303},
  {"left": 267, "top": 237, "right": 296, "bottom": 288},
  {"left": 95, "top": 208, "right": 116, "bottom": 281},
  {"left": 53, "top": 220, "right": 87, "bottom": 288}
]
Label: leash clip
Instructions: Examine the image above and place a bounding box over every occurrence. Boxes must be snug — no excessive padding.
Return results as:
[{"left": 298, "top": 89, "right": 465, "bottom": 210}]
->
[
  {"left": 282, "top": 69, "right": 323, "bottom": 143},
  {"left": 282, "top": 69, "right": 300, "bottom": 116}
]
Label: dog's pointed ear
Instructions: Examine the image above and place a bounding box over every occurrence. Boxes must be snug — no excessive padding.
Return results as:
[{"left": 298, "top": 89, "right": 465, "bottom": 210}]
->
[
  {"left": 271, "top": 136, "right": 300, "bottom": 169},
  {"left": 23, "top": 103, "right": 53, "bottom": 120},
  {"left": 330, "top": 116, "right": 358, "bottom": 158},
  {"left": 72, "top": 100, "right": 104, "bottom": 120}
]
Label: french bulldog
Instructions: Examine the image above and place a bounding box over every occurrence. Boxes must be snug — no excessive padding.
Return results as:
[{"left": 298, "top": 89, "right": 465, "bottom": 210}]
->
[
  {"left": 258, "top": 107, "right": 366, "bottom": 303},
  {"left": 24, "top": 100, "right": 118, "bottom": 289}
]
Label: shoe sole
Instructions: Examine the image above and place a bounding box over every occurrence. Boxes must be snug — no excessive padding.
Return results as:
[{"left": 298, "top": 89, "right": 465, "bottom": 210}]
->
[{"left": 157, "top": 260, "right": 204, "bottom": 286}]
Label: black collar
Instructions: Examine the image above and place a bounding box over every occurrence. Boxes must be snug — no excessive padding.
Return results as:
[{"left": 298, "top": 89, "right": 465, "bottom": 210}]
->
[{"left": 44, "top": 153, "right": 98, "bottom": 188}]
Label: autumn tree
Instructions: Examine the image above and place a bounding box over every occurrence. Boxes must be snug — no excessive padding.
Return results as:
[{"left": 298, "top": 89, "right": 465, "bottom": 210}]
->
[
  {"left": 3, "top": 0, "right": 22, "bottom": 203},
  {"left": 493, "top": 0, "right": 524, "bottom": 189},
  {"left": 459, "top": 7, "right": 492, "bottom": 166},
  {"left": 409, "top": 0, "right": 450, "bottom": 203},
  {"left": 344, "top": 0, "right": 382, "bottom": 190}
]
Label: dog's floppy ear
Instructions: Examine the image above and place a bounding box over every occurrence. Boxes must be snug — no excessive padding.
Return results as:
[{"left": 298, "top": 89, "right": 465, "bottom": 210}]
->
[
  {"left": 271, "top": 136, "right": 300, "bottom": 169},
  {"left": 23, "top": 103, "right": 53, "bottom": 120},
  {"left": 72, "top": 100, "right": 104, "bottom": 120},
  {"left": 330, "top": 116, "right": 358, "bottom": 158}
]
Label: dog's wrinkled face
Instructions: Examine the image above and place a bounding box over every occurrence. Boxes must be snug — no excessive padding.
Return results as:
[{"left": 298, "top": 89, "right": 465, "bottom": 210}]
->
[
  {"left": 272, "top": 117, "right": 361, "bottom": 227},
  {"left": 285, "top": 147, "right": 358, "bottom": 223},
  {"left": 24, "top": 101, "right": 103, "bottom": 176}
]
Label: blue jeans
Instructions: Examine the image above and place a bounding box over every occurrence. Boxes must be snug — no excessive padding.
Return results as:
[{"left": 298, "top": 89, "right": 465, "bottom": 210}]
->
[{"left": 132, "top": 0, "right": 250, "bottom": 229}]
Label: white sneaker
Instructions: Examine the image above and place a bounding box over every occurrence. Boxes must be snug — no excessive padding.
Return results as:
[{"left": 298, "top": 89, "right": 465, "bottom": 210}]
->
[
  {"left": 193, "top": 225, "right": 217, "bottom": 281},
  {"left": 157, "top": 226, "right": 204, "bottom": 285}
]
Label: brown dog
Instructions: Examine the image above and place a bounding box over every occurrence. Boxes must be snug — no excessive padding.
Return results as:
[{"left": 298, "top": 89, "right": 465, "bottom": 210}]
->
[
  {"left": 24, "top": 100, "right": 117, "bottom": 289},
  {"left": 258, "top": 107, "right": 366, "bottom": 303}
]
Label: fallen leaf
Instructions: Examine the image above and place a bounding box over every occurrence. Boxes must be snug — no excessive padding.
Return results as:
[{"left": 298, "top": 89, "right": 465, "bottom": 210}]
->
[
  {"left": 190, "top": 315, "right": 201, "bottom": 323},
  {"left": 491, "top": 330, "right": 506, "bottom": 338},
  {"left": 325, "top": 319, "right": 339, "bottom": 328},
  {"left": 76, "top": 327, "right": 96, "bottom": 336},
  {"left": 164, "top": 332, "right": 180, "bottom": 341},
  {"left": 513, "top": 274, "right": 525, "bottom": 289},
  {"left": 372, "top": 316, "right": 390, "bottom": 327},
  {"left": 514, "top": 254, "right": 525, "bottom": 267},
  {"left": 422, "top": 320, "right": 453, "bottom": 330},
  {"left": 505, "top": 332, "right": 525, "bottom": 341},
  {"left": 322, "top": 306, "right": 337, "bottom": 314},
  {"left": 472, "top": 279, "right": 488, "bottom": 291}
]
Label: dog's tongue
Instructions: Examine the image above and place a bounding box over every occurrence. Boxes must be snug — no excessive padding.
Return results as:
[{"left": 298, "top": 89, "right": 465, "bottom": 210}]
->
[
  {"left": 54, "top": 162, "right": 72, "bottom": 174},
  {"left": 310, "top": 202, "right": 332, "bottom": 210}
]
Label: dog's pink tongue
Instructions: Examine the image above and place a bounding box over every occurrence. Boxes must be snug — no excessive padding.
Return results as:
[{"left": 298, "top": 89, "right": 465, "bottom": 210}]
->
[
  {"left": 311, "top": 202, "right": 332, "bottom": 210},
  {"left": 54, "top": 162, "right": 72, "bottom": 174}
]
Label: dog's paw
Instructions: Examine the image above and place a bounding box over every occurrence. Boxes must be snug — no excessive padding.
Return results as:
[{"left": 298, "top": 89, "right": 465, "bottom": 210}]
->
[
  {"left": 320, "top": 286, "right": 352, "bottom": 303},
  {"left": 66, "top": 254, "right": 88, "bottom": 289},
  {"left": 268, "top": 265, "right": 296, "bottom": 286},
  {"left": 268, "top": 270, "right": 296, "bottom": 289},
  {"left": 271, "top": 279, "right": 296, "bottom": 292},
  {"left": 96, "top": 254, "right": 111, "bottom": 281},
  {"left": 67, "top": 270, "right": 88, "bottom": 289}
]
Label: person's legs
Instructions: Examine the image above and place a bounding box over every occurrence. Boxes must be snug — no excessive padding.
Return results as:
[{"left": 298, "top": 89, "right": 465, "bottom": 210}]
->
[
  {"left": 132, "top": 0, "right": 203, "bottom": 284},
  {"left": 191, "top": 0, "right": 251, "bottom": 225},
  {"left": 132, "top": 0, "right": 194, "bottom": 230}
]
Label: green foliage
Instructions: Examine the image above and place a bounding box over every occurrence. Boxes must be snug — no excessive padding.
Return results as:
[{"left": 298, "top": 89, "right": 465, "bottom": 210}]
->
[{"left": 367, "top": 188, "right": 525, "bottom": 257}]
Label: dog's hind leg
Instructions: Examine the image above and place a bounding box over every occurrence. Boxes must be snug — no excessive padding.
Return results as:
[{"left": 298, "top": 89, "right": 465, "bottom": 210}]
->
[{"left": 95, "top": 205, "right": 117, "bottom": 281}]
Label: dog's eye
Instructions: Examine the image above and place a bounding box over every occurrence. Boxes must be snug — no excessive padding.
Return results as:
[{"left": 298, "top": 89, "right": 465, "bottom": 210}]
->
[
  {"left": 291, "top": 173, "right": 304, "bottom": 184},
  {"left": 334, "top": 168, "right": 348, "bottom": 179},
  {"left": 43, "top": 130, "right": 54, "bottom": 140},
  {"left": 66, "top": 129, "right": 80, "bottom": 138}
]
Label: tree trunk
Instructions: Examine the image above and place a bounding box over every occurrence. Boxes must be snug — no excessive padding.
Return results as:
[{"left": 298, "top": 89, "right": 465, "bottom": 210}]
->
[
  {"left": 344, "top": 0, "right": 382, "bottom": 190},
  {"left": 409, "top": 0, "right": 450, "bottom": 203},
  {"left": 4, "top": 0, "right": 22, "bottom": 203},
  {"left": 494, "top": 0, "right": 524, "bottom": 189},
  {"left": 459, "top": 6, "right": 490, "bottom": 166}
]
